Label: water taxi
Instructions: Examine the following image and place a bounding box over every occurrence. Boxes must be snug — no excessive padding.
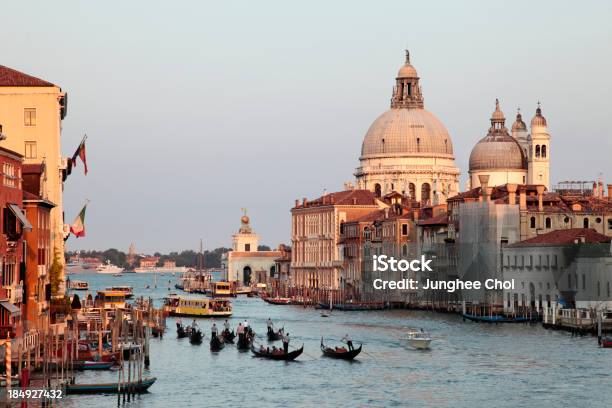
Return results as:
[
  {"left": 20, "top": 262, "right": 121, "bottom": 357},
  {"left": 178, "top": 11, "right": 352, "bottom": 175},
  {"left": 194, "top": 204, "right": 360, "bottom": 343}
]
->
[
  {"left": 105, "top": 286, "right": 134, "bottom": 299},
  {"left": 68, "top": 280, "right": 89, "bottom": 290},
  {"left": 163, "top": 296, "right": 232, "bottom": 317},
  {"left": 96, "top": 290, "right": 127, "bottom": 309},
  {"left": 96, "top": 261, "right": 124, "bottom": 274},
  {"left": 401, "top": 329, "right": 432, "bottom": 350},
  {"left": 212, "top": 281, "right": 234, "bottom": 297}
]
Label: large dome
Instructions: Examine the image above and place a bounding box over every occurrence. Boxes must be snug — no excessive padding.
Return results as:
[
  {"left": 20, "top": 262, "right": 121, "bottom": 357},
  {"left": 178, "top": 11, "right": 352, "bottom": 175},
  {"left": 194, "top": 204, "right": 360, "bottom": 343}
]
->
[{"left": 360, "top": 108, "right": 454, "bottom": 158}]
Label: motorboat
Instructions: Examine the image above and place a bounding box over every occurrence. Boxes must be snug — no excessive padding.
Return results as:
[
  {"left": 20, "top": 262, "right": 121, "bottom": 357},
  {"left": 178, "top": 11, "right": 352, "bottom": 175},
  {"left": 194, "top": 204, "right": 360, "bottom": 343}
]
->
[
  {"left": 96, "top": 261, "right": 124, "bottom": 274},
  {"left": 402, "top": 329, "right": 432, "bottom": 350}
]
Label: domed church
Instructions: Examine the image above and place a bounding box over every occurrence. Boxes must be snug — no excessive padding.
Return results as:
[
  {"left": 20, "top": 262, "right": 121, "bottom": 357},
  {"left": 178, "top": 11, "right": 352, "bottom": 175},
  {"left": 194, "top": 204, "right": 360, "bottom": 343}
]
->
[
  {"left": 354, "top": 51, "right": 460, "bottom": 205},
  {"left": 468, "top": 100, "right": 551, "bottom": 189}
]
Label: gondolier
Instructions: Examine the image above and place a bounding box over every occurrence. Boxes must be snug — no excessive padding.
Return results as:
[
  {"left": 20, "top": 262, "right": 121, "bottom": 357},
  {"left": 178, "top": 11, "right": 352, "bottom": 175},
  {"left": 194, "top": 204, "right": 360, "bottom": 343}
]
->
[
  {"left": 267, "top": 318, "right": 274, "bottom": 334},
  {"left": 211, "top": 323, "right": 218, "bottom": 339},
  {"left": 237, "top": 322, "right": 245, "bottom": 342},
  {"left": 224, "top": 320, "right": 230, "bottom": 331},
  {"left": 341, "top": 334, "right": 354, "bottom": 351},
  {"left": 282, "top": 332, "right": 290, "bottom": 354}
]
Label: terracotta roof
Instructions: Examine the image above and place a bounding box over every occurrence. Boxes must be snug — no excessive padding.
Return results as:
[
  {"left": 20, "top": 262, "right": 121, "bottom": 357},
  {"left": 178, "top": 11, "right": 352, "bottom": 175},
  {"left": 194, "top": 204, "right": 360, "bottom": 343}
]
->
[
  {"left": 510, "top": 228, "right": 611, "bottom": 247},
  {"left": 0, "top": 65, "right": 55, "bottom": 87},
  {"left": 295, "top": 189, "right": 379, "bottom": 209},
  {"left": 418, "top": 213, "right": 449, "bottom": 226}
]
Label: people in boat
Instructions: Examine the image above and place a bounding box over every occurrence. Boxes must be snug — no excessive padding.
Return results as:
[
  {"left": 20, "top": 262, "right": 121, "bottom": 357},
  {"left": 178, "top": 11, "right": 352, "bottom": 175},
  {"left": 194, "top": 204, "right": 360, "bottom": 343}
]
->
[
  {"left": 267, "top": 318, "right": 274, "bottom": 334},
  {"left": 211, "top": 323, "right": 218, "bottom": 339},
  {"left": 237, "top": 322, "right": 245, "bottom": 342},
  {"left": 282, "top": 332, "right": 290, "bottom": 354},
  {"left": 192, "top": 320, "right": 197, "bottom": 329},
  {"left": 223, "top": 319, "right": 230, "bottom": 331},
  {"left": 341, "top": 334, "right": 354, "bottom": 351}
]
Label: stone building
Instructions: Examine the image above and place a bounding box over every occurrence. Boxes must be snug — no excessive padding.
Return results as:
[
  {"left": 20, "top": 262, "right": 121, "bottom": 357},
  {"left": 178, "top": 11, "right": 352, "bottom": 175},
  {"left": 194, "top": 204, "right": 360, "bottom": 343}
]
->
[
  {"left": 355, "top": 51, "right": 460, "bottom": 204},
  {"left": 0, "top": 66, "right": 68, "bottom": 295},
  {"left": 502, "top": 228, "right": 612, "bottom": 312},
  {"left": 290, "top": 189, "right": 386, "bottom": 291},
  {"left": 222, "top": 213, "right": 280, "bottom": 286}
]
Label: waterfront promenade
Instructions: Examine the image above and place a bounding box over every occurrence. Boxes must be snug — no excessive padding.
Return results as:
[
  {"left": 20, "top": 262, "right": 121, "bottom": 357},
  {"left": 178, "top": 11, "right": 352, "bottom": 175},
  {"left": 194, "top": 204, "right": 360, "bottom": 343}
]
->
[{"left": 57, "top": 272, "right": 612, "bottom": 408}]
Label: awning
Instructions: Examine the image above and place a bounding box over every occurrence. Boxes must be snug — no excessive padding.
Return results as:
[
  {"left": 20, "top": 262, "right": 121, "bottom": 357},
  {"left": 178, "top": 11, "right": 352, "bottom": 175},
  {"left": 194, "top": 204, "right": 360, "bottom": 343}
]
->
[
  {"left": 0, "top": 301, "right": 21, "bottom": 317},
  {"left": 8, "top": 204, "right": 32, "bottom": 232}
]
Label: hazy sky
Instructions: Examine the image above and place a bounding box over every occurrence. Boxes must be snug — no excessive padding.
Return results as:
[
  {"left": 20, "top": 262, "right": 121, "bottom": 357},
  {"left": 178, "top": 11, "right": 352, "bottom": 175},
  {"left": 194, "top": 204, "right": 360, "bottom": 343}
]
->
[{"left": 4, "top": 1, "right": 611, "bottom": 253}]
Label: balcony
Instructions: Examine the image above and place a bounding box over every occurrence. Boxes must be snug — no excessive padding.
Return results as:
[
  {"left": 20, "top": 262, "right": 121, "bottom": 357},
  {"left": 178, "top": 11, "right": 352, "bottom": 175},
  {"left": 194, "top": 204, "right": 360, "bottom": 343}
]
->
[
  {"left": 0, "top": 325, "right": 16, "bottom": 339},
  {"left": 2, "top": 284, "right": 23, "bottom": 304}
]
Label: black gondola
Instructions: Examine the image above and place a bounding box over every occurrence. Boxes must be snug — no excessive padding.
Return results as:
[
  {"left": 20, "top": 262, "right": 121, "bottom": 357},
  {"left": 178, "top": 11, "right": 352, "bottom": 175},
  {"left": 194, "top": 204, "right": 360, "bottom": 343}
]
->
[
  {"left": 189, "top": 328, "right": 203, "bottom": 345},
  {"left": 251, "top": 344, "right": 304, "bottom": 361},
  {"left": 210, "top": 335, "right": 225, "bottom": 351},
  {"left": 267, "top": 328, "right": 284, "bottom": 341},
  {"left": 236, "top": 333, "right": 254, "bottom": 351},
  {"left": 320, "top": 338, "right": 362, "bottom": 360},
  {"left": 176, "top": 323, "right": 188, "bottom": 339},
  {"left": 222, "top": 329, "right": 235, "bottom": 344}
]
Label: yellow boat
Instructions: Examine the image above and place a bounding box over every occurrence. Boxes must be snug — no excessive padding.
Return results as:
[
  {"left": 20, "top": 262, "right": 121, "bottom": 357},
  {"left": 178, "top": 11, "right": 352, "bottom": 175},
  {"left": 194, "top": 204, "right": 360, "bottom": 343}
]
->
[
  {"left": 212, "top": 281, "right": 234, "bottom": 297},
  {"left": 163, "top": 296, "right": 232, "bottom": 318},
  {"left": 96, "top": 290, "right": 127, "bottom": 309}
]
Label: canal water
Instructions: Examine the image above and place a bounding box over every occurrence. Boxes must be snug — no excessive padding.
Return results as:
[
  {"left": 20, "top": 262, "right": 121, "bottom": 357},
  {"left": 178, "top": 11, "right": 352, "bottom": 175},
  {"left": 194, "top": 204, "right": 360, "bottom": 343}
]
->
[{"left": 60, "top": 272, "right": 610, "bottom": 408}]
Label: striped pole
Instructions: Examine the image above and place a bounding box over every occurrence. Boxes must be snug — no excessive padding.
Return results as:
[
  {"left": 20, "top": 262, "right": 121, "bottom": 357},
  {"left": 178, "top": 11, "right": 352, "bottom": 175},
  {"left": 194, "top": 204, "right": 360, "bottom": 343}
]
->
[{"left": 6, "top": 334, "right": 11, "bottom": 392}]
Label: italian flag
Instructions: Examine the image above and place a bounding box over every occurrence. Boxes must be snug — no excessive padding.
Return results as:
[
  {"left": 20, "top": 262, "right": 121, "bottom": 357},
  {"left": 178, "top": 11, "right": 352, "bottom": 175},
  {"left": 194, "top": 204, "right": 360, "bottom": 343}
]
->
[
  {"left": 70, "top": 204, "right": 87, "bottom": 237},
  {"left": 72, "top": 136, "right": 88, "bottom": 175}
]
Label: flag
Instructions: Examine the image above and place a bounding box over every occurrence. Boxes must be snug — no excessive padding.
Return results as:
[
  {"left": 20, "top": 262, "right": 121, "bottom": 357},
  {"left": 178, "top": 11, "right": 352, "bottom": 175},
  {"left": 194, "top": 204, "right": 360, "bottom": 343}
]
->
[
  {"left": 70, "top": 203, "right": 87, "bottom": 237},
  {"left": 72, "top": 136, "right": 88, "bottom": 175}
]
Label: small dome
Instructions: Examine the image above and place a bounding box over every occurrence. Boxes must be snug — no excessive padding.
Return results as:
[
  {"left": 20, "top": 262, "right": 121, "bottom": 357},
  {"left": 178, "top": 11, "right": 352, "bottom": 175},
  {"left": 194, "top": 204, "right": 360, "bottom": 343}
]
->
[
  {"left": 511, "top": 112, "right": 527, "bottom": 131},
  {"left": 491, "top": 99, "right": 505, "bottom": 121},
  {"left": 241, "top": 215, "right": 250, "bottom": 224},
  {"left": 531, "top": 105, "right": 547, "bottom": 127},
  {"left": 469, "top": 134, "right": 527, "bottom": 171},
  {"left": 397, "top": 64, "right": 418, "bottom": 78},
  {"left": 361, "top": 108, "right": 454, "bottom": 158}
]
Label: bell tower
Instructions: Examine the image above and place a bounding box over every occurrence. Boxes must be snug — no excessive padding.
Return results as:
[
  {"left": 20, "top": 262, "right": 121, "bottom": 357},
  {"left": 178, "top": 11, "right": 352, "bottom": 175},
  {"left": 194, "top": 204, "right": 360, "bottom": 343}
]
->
[{"left": 527, "top": 103, "right": 551, "bottom": 189}]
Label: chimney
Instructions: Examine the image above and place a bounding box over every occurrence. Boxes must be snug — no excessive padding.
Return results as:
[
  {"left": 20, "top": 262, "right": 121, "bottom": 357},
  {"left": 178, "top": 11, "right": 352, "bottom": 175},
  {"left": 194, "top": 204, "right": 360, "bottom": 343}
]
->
[
  {"left": 478, "top": 175, "right": 490, "bottom": 202},
  {"left": 507, "top": 183, "right": 518, "bottom": 205},
  {"left": 295, "top": 199, "right": 299, "bottom": 208},
  {"left": 599, "top": 181, "right": 604, "bottom": 198},
  {"left": 384, "top": 207, "right": 389, "bottom": 219},
  {"left": 519, "top": 187, "right": 527, "bottom": 210},
  {"left": 302, "top": 197, "right": 307, "bottom": 206},
  {"left": 608, "top": 184, "right": 612, "bottom": 201},
  {"left": 536, "top": 185, "right": 545, "bottom": 211}
]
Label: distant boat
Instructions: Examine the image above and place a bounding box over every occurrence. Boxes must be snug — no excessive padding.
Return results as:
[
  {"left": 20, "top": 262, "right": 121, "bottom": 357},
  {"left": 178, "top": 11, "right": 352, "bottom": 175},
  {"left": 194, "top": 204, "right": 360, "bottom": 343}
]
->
[
  {"left": 68, "top": 280, "right": 88, "bottom": 290},
  {"left": 96, "top": 261, "right": 124, "bottom": 274},
  {"left": 462, "top": 313, "right": 540, "bottom": 323},
  {"left": 105, "top": 286, "right": 134, "bottom": 299},
  {"left": 65, "top": 377, "right": 156, "bottom": 394}
]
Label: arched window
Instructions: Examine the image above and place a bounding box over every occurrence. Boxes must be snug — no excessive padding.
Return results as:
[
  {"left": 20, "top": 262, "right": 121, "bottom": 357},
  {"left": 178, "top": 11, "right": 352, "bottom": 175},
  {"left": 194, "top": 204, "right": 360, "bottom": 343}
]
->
[
  {"left": 363, "top": 227, "right": 371, "bottom": 241},
  {"left": 530, "top": 217, "right": 536, "bottom": 228},
  {"left": 270, "top": 266, "right": 276, "bottom": 278},
  {"left": 408, "top": 183, "right": 416, "bottom": 200},
  {"left": 545, "top": 217, "right": 551, "bottom": 229},
  {"left": 583, "top": 218, "right": 589, "bottom": 228},
  {"left": 535, "top": 145, "right": 541, "bottom": 157},
  {"left": 421, "top": 183, "right": 431, "bottom": 204},
  {"left": 541, "top": 145, "right": 547, "bottom": 158},
  {"left": 374, "top": 183, "right": 381, "bottom": 197},
  {"left": 243, "top": 266, "right": 252, "bottom": 286}
]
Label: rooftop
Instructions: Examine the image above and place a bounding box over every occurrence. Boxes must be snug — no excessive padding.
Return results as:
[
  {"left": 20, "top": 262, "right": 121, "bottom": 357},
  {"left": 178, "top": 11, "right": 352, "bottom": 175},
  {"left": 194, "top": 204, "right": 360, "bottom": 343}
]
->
[
  {"left": 0, "top": 65, "right": 55, "bottom": 87},
  {"left": 510, "top": 228, "right": 611, "bottom": 247}
]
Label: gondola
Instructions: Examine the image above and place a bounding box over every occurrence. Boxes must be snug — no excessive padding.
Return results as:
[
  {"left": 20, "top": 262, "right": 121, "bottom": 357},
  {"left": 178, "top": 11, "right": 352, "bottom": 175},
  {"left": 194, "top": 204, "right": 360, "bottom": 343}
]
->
[
  {"left": 236, "top": 333, "right": 253, "bottom": 351},
  {"left": 210, "top": 335, "right": 225, "bottom": 351},
  {"left": 267, "top": 328, "right": 284, "bottom": 341},
  {"left": 251, "top": 344, "right": 304, "bottom": 361},
  {"left": 176, "top": 323, "right": 188, "bottom": 339},
  {"left": 189, "top": 328, "right": 203, "bottom": 345},
  {"left": 320, "top": 338, "right": 362, "bottom": 360},
  {"left": 65, "top": 377, "right": 157, "bottom": 394},
  {"left": 222, "top": 329, "right": 235, "bottom": 343}
]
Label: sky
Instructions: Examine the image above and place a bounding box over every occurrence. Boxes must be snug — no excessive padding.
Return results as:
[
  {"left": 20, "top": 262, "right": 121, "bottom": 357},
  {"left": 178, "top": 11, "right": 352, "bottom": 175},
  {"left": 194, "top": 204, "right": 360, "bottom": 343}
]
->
[{"left": 3, "top": 0, "right": 611, "bottom": 253}]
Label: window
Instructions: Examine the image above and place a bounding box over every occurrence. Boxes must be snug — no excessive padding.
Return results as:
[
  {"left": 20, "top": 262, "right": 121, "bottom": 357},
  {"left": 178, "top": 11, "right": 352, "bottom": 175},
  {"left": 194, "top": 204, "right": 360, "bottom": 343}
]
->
[
  {"left": 545, "top": 217, "right": 551, "bottom": 229},
  {"left": 595, "top": 217, "right": 602, "bottom": 224},
  {"left": 25, "top": 141, "right": 37, "bottom": 159},
  {"left": 401, "top": 224, "right": 408, "bottom": 236},
  {"left": 541, "top": 145, "right": 547, "bottom": 158},
  {"left": 583, "top": 218, "right": 589, "bottom": 228},
  {"left": 582, "top": 274, "right": 585, "bottom": 290},
  {"left": 245, "top": 243, "right": 251, "bottom": 252},
  {"left": 530, "top": 217, "right": 536, "bottom": 228},
  {"left": 24, "top": 108, "right": 36, "bottom": 126},
  {"left": 535, "top": 145, "right": 541, "bottom": 157},
  {"left": 3, "top": 163, "right": 17, "bottom": 188}
]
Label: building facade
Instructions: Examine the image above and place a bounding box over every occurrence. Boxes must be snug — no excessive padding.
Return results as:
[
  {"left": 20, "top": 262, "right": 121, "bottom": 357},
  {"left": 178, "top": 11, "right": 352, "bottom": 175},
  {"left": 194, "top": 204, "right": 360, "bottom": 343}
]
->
[
  {"left": 354, "top": 51, "right": 460, "bottom": 204},
  {"left": 0, "top": 65, "right": 68, "bottom": 295}
]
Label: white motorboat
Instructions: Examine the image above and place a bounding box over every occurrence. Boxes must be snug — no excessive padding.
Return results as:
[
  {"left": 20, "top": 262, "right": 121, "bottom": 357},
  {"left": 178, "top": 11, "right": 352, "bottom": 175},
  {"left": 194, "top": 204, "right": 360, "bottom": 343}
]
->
[
  {"left": 402, "top": 329, "right": 432, "bottom": 350},
  {"left": 96, "top": 260, "right": 124, "bottom": 274}
]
